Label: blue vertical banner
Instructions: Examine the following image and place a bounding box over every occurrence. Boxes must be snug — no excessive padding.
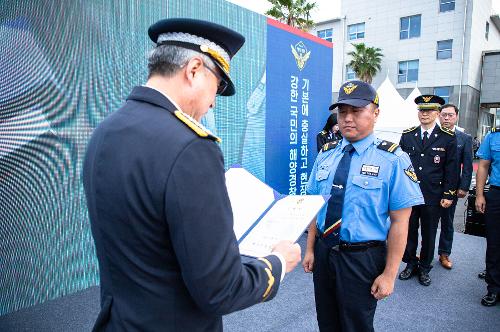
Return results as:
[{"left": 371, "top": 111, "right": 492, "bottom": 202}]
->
[{"left": 265, "top": 18, "right": 333, "bottom": 195}]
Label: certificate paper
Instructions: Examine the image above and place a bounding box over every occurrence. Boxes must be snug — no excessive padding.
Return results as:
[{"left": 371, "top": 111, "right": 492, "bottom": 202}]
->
[{"left": 225, "top": 166, "right": 328, "bottom": 257}]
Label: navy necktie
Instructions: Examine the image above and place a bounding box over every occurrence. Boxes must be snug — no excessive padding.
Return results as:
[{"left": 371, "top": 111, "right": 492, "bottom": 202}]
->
[
  {"left": 422, "top": 131, "right": 428, "bottom": 146},
  {"left": 323, "top": 144, "right": 354, "bottom": 247}
]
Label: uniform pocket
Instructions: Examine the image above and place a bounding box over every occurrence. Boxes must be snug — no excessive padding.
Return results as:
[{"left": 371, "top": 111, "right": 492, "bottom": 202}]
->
[
  {"left": 352, "top": 175, "right": 383, "bottom": 190},
  {"left": 351, "top": 175, "right": 383, "bottom": 207},
  {"left": 316, "top": 169, "right": 330, "bottom": 181}
]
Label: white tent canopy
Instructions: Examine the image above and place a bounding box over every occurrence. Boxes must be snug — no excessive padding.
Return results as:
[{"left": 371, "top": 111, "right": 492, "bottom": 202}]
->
[{"left": 374, "top": 77, "right": 421, "bottom": 143}]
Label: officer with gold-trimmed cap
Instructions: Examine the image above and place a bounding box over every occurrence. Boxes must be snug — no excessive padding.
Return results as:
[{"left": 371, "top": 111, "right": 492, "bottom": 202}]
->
[
  {"left": 399, "top": 94, "right": 458, "bottom": 286},
  {"left": 83, "top": 18, "right": 300, "bottom": 331}
]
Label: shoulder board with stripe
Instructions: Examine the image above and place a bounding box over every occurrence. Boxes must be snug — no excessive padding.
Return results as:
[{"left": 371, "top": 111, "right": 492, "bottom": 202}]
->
[
  {"left": 402, "top": 126, "right": 418, "bottom": 134},
  {"left": 440, "top": 126, "right": 455, "bottom": 136},
  {"left": 377, "top": 140, "right": 399, "bottom": 153},
  {"left": 321, "top": 140, "right": 340, "bottom": 152},
  {"left": 492, "top": 126, "right": 500, "bottom": 133},
  {"left": 174, "top": 110, "right": 221, "bottom": 142}
]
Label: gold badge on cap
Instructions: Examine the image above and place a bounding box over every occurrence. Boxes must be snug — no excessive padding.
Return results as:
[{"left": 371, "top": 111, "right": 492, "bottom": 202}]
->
[
  {"left": 422, "top": 96, "right": 433, "bottom": 103},
  {"left": 343, "top": 82, "right": 357, "bottom": 95}
]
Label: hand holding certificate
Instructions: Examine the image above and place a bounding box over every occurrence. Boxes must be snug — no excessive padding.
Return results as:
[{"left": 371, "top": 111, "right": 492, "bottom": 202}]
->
[{"left": 225, "top": 166, "right": 328, "bottom": 257}]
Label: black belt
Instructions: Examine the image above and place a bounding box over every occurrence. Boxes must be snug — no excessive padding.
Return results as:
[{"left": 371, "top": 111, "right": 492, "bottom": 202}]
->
[{"left": 338, "top": 240, "right": 386, "bottom": 251}]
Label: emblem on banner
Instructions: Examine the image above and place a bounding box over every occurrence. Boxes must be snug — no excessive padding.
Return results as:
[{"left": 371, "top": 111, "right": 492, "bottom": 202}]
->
[
  {"left": 290, "top": 41, "right": 311, "bottom": 70},
  {"left": 343, "top": 82, "right": 357, "bottom": 95}
]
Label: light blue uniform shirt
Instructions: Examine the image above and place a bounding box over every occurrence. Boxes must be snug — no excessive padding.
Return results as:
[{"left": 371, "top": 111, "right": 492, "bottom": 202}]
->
[
  {"left": 477, "top": 131, "right": 500, "bottom": 186},
  {"left": 307, "top": 133, "right": 424, "bottom": 242}
]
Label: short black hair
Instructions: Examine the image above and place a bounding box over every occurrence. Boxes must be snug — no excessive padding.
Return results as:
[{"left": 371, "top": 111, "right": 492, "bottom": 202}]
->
[
  {"left": 440, "top": 103, "right": 459, "bottom": 115},
  {"left": 322, "top": 114, "right": 338, "bottom": 131}
]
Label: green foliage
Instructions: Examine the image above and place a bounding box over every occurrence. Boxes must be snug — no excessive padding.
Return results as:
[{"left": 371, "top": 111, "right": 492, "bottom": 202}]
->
[
  {"left": 265, "top": 0, "right": 317, "bottom": 31},
  {"left": 347, "top": 43, "right": 383, "bottom": 84}
]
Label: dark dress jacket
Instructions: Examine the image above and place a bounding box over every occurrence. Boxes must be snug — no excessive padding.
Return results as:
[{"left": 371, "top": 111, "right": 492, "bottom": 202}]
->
[
  {"left": 399, "top": 125, "right": 459, "bottom": 205},
  {"left": 316, "top": 130, "right": 342, "bottom": 152},
  {"left": 83, "top": 86, "right": 282, "bottom": 332},
  {"left": 454, "top": 129, "right": 473, "bottom": 192}
]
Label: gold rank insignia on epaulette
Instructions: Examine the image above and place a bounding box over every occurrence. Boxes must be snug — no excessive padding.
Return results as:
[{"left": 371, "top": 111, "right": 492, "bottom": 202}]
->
[
  {"left": 402, "top": 126, "right": 418, "bottom": 134},
  {"left": 320, "top": 130, "right": 328, "bottom": 136},
  {"left": 257, "top": 257, "right": 275, "bottom": 300},
  {"left": 174, "top": 110, "right": 221, "bottom": 142},
  {"left": 492, "top": 126, "right": 500, "bottom": 133},
  {"left": 321, "top": 140, "right": 340, "bottom": 152},
  {"left": 377, "top": 140, "right": 399, "bottom": 153},
  {"left": 440, "top": 126, "right": 455, "bottom": 136}
]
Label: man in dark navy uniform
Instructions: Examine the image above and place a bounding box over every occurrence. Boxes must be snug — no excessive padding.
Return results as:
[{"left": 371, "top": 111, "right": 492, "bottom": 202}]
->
[
  {"left": 437, "top": 104, "right": 473, "bottom": 269},
  {"left": 398, "top": 95, "right": 458, "bottom": 286},
  {"left": 316, "top": 113, "right": 342, "bottom": 152},
  {"left": 83, "top": 18, "right": 301, "bottom": 331}
]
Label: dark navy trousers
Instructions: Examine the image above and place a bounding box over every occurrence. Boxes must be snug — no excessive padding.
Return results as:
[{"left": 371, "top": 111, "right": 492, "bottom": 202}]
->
[
  {"left": 485, "top": 187, "right": 500, "bottom": 293},
  {"left": 438, "top": 200, "right": 458, "bottom": 256},
  {"left": 312, "top": 238, "right": 386, "bottom": 332},
  {"left": 403, "top": 204, "right": 441, "bottom": 272}
]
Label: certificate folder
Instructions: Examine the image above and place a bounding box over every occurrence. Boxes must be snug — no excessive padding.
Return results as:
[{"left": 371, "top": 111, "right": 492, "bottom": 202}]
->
[{"left": 225, "top": 166, "right": 329, "bottom": 257}]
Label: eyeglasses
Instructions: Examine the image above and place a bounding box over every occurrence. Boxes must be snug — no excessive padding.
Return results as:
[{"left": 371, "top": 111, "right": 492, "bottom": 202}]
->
[
  {"left": 204, "top": 64, "right": 229, "bottom": 95},
  {"left": 440, "top": 113, "right": 456, "bottom": 118}
]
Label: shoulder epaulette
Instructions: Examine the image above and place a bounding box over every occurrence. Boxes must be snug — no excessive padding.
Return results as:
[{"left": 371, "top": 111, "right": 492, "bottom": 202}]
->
[
  {"left": 174, "top": 110, "right": 221, "bottom": 142},
  {"left": 377, "top": 140, "right": 399, "bottom": 153},
  {"left": 319, "top": 130, "right": 328, "bottom": 135},
  {"left": 492, "top": 126, "right": 500, "bottom": 133},
  {"left": 440, "top": 126, "right": 455, "bottom": 136},
  {"left": 321, "top": 140, "right": 340, "bottom": 152},
  {"left": 402, "top": 126, "right": 418, "bottom": 134}
]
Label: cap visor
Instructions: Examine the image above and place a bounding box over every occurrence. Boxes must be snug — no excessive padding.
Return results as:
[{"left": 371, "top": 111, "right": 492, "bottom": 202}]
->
[{"left": 329, "top": 98, "right": 371, "bottom": 110}]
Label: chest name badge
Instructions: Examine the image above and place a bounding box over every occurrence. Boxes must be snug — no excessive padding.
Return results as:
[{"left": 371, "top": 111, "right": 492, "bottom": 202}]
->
[
  {"left": 361, "top": 164, "right": 380, "bottom": 177},
  {"left": 432, "top": 147, "right": 445, "bottom": 152},
  {"left": 434, "top": 155, "right": 441, "bottom": 163}
]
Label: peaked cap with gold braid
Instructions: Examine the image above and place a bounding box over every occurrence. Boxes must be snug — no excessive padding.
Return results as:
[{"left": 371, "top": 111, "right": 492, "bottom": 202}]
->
[
  {"left": 148, "top": 18, "right": 245, "bottom": 96},
  {"left": 414, "top": 94, "right": 445, "bottom": 111}
]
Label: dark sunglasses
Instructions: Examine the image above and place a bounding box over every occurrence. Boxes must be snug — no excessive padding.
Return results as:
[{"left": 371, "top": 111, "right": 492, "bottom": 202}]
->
[{"left": 204, "top": 64, "right": 229, "bottom": 95}]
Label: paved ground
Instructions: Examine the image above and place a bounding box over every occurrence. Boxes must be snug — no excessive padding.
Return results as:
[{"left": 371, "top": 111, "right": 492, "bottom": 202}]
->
[
  {"left": 452, "top": 159, "right": 479, "bottom": 234},
  {"left": 453, "top": 196, "right": 468, "bottom": 233}
]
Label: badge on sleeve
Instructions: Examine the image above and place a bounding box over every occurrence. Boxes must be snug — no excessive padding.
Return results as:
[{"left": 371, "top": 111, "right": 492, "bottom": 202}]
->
[
  {"left": 361, "top": 164, "right": 380, "bottom": 177},
  {"left": 434, "top": 155, "right": 440, "bottom": 164},
  {"left": 404, "top": 165, "right": 418, "bottom": 183}
]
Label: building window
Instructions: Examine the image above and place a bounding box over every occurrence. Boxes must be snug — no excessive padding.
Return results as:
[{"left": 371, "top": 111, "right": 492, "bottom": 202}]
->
[
  {"left": 400, "top": 15, "right": 421, "bottom": 39},
  {"left": 486, "top": 22, "right": 490, "bottom": 40},
  {"left": 346, "top": 65, "right": 357, "bottom": 80},
  {"left": 440, "top": 0, "right": 455, "bottom": 12},
  {"left": 317, "top": 28, "right": 333, "bottom": 42},
  {"left": 398, "top": 60, "right": 419, "bottom": 83},
  {"left": 434, "top": 86, "right": 451, "bottom": 103},
  {"left": 437, "top": 39, "right": 453, "bottom": 59},
  {"left": 348, "top": 23, "right": 365, "bottom": 40}
]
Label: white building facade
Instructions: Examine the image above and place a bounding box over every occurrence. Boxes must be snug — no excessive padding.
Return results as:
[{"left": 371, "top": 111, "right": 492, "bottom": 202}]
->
[{"left": 313, "top": 0, "right": 500, "bottom": 137}]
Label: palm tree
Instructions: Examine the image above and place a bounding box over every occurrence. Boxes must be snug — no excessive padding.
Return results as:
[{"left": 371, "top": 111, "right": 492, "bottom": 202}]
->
[
  {"left": 347, "top": 43, "right": 383, "bottom": 84},
  {"left": 265, "top": 0, "right": 317, "bottom": 31}
]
